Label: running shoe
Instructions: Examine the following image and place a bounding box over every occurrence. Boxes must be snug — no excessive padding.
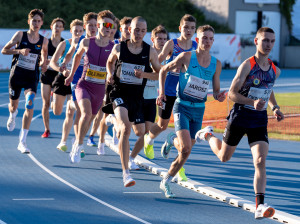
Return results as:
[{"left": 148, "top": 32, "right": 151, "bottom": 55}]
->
[
  {"left": 70, "top": 144, "right": 82, "bottom": 163},
  {"left": 80, "top": 149, "right": 85, "bottom": 158},
  {"left": 17, "top": 142, "right": 30, "bottom": 154},
  {"left": 41, "top": 130, "right": 50, "bottom": 138},
  {"left": 144, "top": 133, "right": 154, "bottom": 159},
  {"left": 160, "top": 180, "right": 175, "bottom": 198},
  {"left": 87, "top": 136, "right": 97, "bottom": 147},
  {"left": 177, "top": 167, "right": 187, "bottom": 181},
  {"left": 105, "top": 114, "right": 114, "bottom": 127},
  {"left": 7, "top": 109, "right": 18, "bottom": 132},
  {"left": 97, "top": 143, "right": 105, "bottom": 155},
  {"left": 255, "top": 204, "right": 275, "bottom": 219},
  {"left": 195, "top": 126, "right": 214, "bottom": 143},
  {"left": 123, "top": 173, "right": 135, "bottom": 187},
  {"left": 161, "top": 132, "right": 176, "bottom": 159},
  {"left": 56, "top": 142, "right": 67, "bottom": 152},
  {"left": 129, "top": 158, "right": 140, "bottom": 170}
]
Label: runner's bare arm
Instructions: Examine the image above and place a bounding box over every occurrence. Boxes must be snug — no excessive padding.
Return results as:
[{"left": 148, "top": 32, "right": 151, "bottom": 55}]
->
[
  {"left": 61, "top": 44, "right": 76, "bottom": 71},
  {"left": 158, "top": 39, "right": 174, "bottom": 64},
  {"left": 65, "top": 38, "right": 88, "bottom": 86},
  {"left": 212, "top": 60, "right": 226, "bottom": 102},
  {"left": 157, "top": 52, "right": 186, "bottom": 106},
  {"left": 50, "top": 41, "right": 66, "bottom": 72},
  {"left": 228, "top": 59, "right": 266, "bottom": 110},
  {"left": 1, "top": 31, "right": 28, "bottom": 55},
  {"left": 40, "top": 37, "right": 49, "bottom": 73},
  {"left": 136, "top": 46, "right": 161, "bottom": 80},
  {"left": 106, "top": 44, "right": 120, "bottom": 84}
]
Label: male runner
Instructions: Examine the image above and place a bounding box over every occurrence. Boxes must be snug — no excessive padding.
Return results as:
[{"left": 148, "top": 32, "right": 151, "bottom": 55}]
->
[
  {"left": 119, "top": 17, "right": 132, "bottom": 42},
  {"left": 106, "top": 16, "right": 161, "bottom": 187},
  {"left": 87, "top": 16, "right": 119, "bottom": 148},
  {"left": 129, "top": 25, "right": 168, "bottom": 170},
  {"left": 157, "top": 25, "right": 225, "bottom": 198},
  {"left": 40, "top": 17, "right": 65, "bottom": 138},
  {"left": 144, "top": 14, "right": 197, "bottom": 180},
  {"left": 65, "top": 10, "right": 115, "bottom": 163},
  {"left": 56, "top": 13, "right": 97, "bottom": 152},
  {"left": 197, "top": 27, "right": 283, "bottom": 219},
  {"left": 2, "top": 9, "right": 48, "bottom": 153}
]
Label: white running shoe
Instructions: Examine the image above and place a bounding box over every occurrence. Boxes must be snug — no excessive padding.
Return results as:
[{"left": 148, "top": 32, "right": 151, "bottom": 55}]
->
[
  {"left": 57, "top": 142, "right": 67, "bottom": 152},
  {"left": 129, "top": 159, "right": 140, "bottom": 170},
  {"left": 123, "top": 173, "right": 135, "bottom": 187},
  {"left": 105, "top": 114, "right": 114, "bottom": 126},
  {"left": 195, "top": 126, "right": 214, "bottom": 143},
  {"left": 7, "top": 109, "right": 18, "bottom": 132},
  {"left": 70, "top": 144, "right": 82, "bottom": 163},
  {"left": 255, "top": 203, "right": 275, "bottom": 219},
  {"left": 97, "top": 143, "right": 105, "bottom": 155},
  {"left": 17, "top": 142, "right": 30, "bottom": 154}
]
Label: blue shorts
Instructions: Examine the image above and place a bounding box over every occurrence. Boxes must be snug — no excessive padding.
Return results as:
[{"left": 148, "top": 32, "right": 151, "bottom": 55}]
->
[
  {"left": 173, "top": 100, "right": 205, "bottom": 139},
  {"left": 71, "top": 83, "right": 77, "bottom": 101}
]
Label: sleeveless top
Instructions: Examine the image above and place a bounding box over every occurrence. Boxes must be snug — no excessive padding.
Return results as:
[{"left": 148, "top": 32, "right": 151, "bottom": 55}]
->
[
  {"left": 11, "top": 31, "right": 44, "bottom": 81},
  {"left": 47, "top": 37, "right": 64, "bottom": 71},
  {"left": 165, "top": 39, "right": 197, "bottom": 96},
  {"left": 178, "top": 51, "right": 217, "bottom": 105},
  {"left": 114, "top": 40, "right": 152, "bottom": 99},
  {"left": 58, "top": 39, "right": 72, "bottom": 70},
  {"left": 72, "top": 35, "right": 86, "bottom": 85}
]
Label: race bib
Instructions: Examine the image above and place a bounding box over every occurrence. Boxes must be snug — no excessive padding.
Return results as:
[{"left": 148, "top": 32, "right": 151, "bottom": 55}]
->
[
  {"left": 246, "top": 87, "right": 272, "bottom": 110},
  {"left": 17, "top": 53, "right": 38, "bottom": 70},
  {"left": 146, "top": 79, "right": 157, "bottom": 87},
  {"left": 120, "top": 62, "right": 145, "bottom": 85},
  {"left": 85, "top": 64, "right": 106, "bottom": 84},
  {"left": 66, "top": 62, "right": 72, "bottom": 71},
  {"left": 183, "top": 75, "right": 210, "bottom": 100}
]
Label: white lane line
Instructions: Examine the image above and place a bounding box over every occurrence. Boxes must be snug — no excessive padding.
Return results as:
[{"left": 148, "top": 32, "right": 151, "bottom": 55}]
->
[
  {"left": 123, "top": 192, "right": 162, "bottom": 194},
  {"left": 13, "top": 198, "right": 55, "bottom": 201},
  {"left": 0, "top": 220, "right": 7, "bottom": 224},
  {"left": 0, "top": 96, "right": 42, "bottom": 107},
  {"left": 28, "top": 154, "right": 151, "bottom": 224}
]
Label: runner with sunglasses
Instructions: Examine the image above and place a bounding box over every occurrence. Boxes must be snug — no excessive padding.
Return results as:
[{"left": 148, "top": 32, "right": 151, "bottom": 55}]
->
[{"left": 65, "top": 10, "right": 115, "bottom": 163}]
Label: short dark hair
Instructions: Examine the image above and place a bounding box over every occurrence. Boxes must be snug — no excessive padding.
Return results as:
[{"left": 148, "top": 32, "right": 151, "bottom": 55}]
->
[
  {"left": 97, "top": 10, "right": 115, "bottom": 22},
  {"left": 151, "top": 25, "right": 168, "bottom": 38},
  {"left": 51, "top": 17, "right": 65, "bottom": 28},
  {"left": 180, "top": 14, "right": 196, "bottom": 26},
  {"left": 120, "top": 16, "right": 132, "bottom": 26},
  {"left": 83, "top": 12, "right": 97, "bottom": 25},
  {"left": 28, "top": 9, "right": 44, "bottom": 20},
  {"left": 197, "top": 25, "right": 215, "bottom": 35},
  {"left": 257, "top": 27, "right": 275, "bottom": 35}
]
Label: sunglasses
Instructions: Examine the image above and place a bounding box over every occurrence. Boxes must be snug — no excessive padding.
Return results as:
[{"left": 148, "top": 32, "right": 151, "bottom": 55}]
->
[{"left": 103, "top": 23, "right": 114, "bottom": 29}]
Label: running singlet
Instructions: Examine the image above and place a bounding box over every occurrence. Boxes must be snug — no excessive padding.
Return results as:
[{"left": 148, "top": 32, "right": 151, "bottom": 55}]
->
[
  {"left": 72, "top": 35, "right": 86, "bottom": 85},
  {"left": 80, "top": 37, "right": 114, "bottom": 85},
  {"left": 238, "top": 56, "right": 276, "bottom": 110},
  {"left": 10, "top": 31, "right": 44, "bottom": 81},
  {"left": 165, "top": 39, "right": 197, "bottom": 96},
  {"left": 178, "top": 51, "right": 217, "bottom": 104},
  {"left": 58, "top": 40, "right": 72, "bottom": 69},
  {"left": 114, "top": 40, "right": 152, "bottom": 98},
  {"left": 47, "top": 37, "right": 64, "bottom": 71}
]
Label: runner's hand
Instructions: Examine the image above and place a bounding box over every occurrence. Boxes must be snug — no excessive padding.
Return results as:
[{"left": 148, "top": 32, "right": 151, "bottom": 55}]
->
[
  {"left": 156, "top": 94, "right": 166, "bottom": 107},
  {"left": 59, "top": 63, "right": 66, "bottom": 72},
  {"left": 107, "top": 74, "right": 114, "bottom": 85},
  {"left": 274, "top": 109, "right": 284, "bottom": 122},
  {"left": 134, "top": 69, "right": 143, "bottom": 78},
  {"left": 19, "top": 48, "right": 30, "bottom": 56},
  {"left": 253, "top": 99, "right": 266, "bottom": 111},
  {"left": 64, "top": 72, "right": 72, "bottom": 86},
  {"left": 41, "top": 62, "right": 47, "bottom": 73},
  {"left": 215, "top": 91, "right": 226, "bottom": 102}
]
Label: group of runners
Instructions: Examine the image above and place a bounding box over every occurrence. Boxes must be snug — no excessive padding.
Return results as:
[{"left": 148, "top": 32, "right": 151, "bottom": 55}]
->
[{"left": 2, "top": 8, "right": 284, "bottom": 220}]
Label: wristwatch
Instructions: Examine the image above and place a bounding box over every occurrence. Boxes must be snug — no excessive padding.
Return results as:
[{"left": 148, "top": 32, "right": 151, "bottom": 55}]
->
[{"left": 272, "top": 105, "right": 280, "bottom": 111}]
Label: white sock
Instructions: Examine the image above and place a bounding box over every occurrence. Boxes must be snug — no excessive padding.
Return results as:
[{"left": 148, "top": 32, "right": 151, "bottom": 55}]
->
[
  {"left": 123, "top": 169, "right": 130, "bottom": 176},
  {"left": 147, "top": 134, "right": 154, "bottom": 145},
  {"left": 129, "top": 156, "right": 135, "bottom": 162},
  {"left": 99, "top": 142, "right": 105, "bottom": 149},
  {"left": 19, "top": 129, "right": 29, "bottom": 144},
  {"left": 61, "top": 141, "right": 66, "bottom": 145}
]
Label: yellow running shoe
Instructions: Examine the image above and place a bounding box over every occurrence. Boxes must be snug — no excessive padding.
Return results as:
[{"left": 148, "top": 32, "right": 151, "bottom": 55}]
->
[
  {"left": 177, "top": 167, "right": 187, "bottom": 181},
  {"left": 144, "top": 133, "right": 154, "bottom": 159}
]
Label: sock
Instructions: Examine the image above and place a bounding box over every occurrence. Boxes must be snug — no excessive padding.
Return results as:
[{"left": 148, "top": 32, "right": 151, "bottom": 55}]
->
[
  {"left": 163, "top": 173, "right": 173, "bottom": 183},
  {"left": 255, "top": 193, "right": 265, "bottom": 208},
  {"left": 129, "top": 156, "right": 134, "bottom": 162},
  {"left": 99, "top": 142, "right": 105, "bottom": 148},
  {"left": 10, "top": 110, "right": 17, "bottom": 118},
  {"left": 123, "top": 169, "right": 130, "bottom": 176},
  {"left": 61, "top": 141, "right": 66, "bottom": 145},
  {"left": 146, "top": 134, "right": 154, "bottom": 145},
  {"left": 19, "top": 129, "right": 29, "bottom": 144}
]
